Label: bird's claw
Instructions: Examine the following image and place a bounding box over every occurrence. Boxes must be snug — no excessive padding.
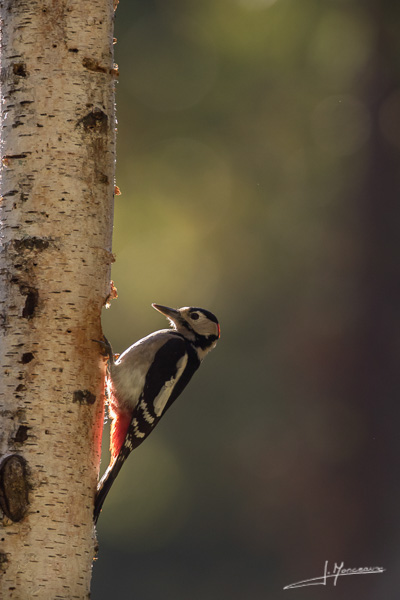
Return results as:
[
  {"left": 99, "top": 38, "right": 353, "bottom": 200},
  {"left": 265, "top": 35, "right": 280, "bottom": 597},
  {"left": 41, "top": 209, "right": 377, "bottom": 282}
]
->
[{"left": 92, "top": 336, "right": 114, "bottom": 364}]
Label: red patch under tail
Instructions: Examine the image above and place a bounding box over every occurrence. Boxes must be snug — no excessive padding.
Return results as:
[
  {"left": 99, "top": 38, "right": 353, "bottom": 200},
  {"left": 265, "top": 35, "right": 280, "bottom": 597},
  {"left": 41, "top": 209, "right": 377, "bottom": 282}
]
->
[{"left": 109, "top": 408, "right": 131, "bottom": 460}]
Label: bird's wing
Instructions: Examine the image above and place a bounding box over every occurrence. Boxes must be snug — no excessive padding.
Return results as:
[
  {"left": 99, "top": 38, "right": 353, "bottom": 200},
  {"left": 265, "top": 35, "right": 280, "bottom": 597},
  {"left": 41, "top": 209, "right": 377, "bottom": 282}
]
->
[{"left": 130, "top": 335, "right": 190, "bottom": 439}]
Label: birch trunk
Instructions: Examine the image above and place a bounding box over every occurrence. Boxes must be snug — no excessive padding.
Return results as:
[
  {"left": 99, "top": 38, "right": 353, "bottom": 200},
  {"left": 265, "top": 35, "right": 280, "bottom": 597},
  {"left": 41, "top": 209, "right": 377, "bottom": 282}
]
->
[{"left": 0, "top": 1, "right": 116, "bottom": 597}]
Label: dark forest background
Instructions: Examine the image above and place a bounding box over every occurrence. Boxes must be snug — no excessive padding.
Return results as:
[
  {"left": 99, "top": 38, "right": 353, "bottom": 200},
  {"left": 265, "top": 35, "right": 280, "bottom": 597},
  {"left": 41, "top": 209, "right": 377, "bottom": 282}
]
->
[{"left": 92, "top": 1, "right": 400, "bottom": 598}]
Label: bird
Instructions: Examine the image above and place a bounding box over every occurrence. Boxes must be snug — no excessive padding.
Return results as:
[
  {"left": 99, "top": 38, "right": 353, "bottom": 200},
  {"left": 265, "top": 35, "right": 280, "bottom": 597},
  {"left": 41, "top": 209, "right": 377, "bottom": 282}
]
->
[{"left": 94, "top": 303, "right": 220, "bottom": 523}]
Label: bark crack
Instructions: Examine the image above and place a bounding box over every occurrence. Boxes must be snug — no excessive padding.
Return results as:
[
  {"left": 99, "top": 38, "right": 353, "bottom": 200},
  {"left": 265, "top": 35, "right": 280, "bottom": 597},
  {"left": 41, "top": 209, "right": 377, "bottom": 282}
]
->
[{"left": 73, "top": 390, "right": 96, "bottom": 405}]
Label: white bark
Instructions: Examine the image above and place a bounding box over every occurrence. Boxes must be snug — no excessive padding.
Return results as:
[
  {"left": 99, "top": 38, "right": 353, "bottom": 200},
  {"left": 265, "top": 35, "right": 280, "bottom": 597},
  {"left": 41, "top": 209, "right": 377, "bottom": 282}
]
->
[{"left": 0, "top": 1, "right": 116, "bottom": 597}]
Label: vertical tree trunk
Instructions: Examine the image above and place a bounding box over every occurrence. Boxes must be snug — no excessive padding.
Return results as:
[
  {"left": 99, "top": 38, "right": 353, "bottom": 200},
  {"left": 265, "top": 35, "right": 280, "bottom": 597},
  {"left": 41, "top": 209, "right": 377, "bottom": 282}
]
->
[{"left": 0, "top": 1, "right": 116, "bottom": 597}]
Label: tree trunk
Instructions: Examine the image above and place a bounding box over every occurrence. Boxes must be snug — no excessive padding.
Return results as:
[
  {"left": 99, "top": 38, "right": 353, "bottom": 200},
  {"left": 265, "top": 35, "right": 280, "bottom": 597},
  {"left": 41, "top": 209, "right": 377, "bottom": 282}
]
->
[{"left": 0, "top": 1, "right": 116, "bottom": 597}]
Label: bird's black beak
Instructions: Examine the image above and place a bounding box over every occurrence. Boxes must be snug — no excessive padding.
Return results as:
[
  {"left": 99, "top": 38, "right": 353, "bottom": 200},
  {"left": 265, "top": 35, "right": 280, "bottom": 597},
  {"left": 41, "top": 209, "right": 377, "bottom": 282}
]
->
[{"left": 152, "top": 304, "right": 180, "bottom": 321}]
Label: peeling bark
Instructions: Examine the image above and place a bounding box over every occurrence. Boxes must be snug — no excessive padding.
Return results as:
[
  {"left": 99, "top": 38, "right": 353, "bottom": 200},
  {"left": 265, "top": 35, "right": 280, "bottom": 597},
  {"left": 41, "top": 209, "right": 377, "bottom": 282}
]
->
[{"left": 0, "top": 0, "right": 116, "bottom": 597}]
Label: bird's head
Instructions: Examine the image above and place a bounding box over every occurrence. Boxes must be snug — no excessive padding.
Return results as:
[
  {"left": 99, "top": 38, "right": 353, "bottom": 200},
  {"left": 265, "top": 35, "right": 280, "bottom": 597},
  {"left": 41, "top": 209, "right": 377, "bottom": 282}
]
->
[{"left": 152, "top": 303, "right": 220, "bottom": 356}]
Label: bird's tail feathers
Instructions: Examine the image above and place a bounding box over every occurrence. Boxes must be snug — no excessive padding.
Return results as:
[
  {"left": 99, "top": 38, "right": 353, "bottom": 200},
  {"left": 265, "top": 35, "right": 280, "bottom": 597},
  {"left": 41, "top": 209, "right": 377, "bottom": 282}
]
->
[{"left": 94, "top": 441, "right": 132, "bottom": 524}]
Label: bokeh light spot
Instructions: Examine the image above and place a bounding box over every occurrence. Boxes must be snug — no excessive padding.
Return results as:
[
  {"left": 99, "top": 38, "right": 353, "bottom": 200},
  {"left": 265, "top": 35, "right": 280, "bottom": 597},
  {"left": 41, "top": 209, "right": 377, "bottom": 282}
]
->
[
  {"left": 309, "top": 8, "right": 376, "bottom": 87},
  {"left": 311, "top": 95, "right": 371, "bottom": 156}
]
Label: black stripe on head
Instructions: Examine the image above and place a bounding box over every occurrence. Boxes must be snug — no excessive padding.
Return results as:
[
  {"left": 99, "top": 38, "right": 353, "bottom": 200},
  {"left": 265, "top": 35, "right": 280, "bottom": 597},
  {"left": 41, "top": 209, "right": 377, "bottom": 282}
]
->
[{"left": 189, "top": 307, "right": 219, "bottom": 325}]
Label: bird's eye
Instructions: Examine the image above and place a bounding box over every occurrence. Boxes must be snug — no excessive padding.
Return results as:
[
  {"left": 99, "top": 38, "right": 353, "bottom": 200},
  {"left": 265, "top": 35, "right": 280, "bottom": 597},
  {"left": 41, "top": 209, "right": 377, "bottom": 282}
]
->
[{"left": 190, "top": 313, "right": 199, "bottom": 320}]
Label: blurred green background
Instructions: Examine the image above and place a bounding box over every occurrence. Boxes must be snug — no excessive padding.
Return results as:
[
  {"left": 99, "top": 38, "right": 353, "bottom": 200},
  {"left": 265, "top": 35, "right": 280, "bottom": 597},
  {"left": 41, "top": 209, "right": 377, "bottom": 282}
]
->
[{"left": 92, "top": 0, "right": 400, "bottom": 598}]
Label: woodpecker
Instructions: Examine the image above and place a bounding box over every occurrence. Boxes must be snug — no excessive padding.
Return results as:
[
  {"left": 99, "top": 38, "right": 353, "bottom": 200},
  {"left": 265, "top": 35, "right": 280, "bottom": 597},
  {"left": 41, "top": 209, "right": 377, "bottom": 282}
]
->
[{"left": 94, "top": 303, "right": 220, "bottom": 523}]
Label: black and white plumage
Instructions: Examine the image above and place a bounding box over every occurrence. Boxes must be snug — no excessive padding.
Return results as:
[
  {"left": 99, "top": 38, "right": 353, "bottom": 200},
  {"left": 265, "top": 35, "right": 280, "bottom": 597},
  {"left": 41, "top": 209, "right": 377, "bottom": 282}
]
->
[{"left": 94, "top": 303, "right": 220, "bottom": 523}]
